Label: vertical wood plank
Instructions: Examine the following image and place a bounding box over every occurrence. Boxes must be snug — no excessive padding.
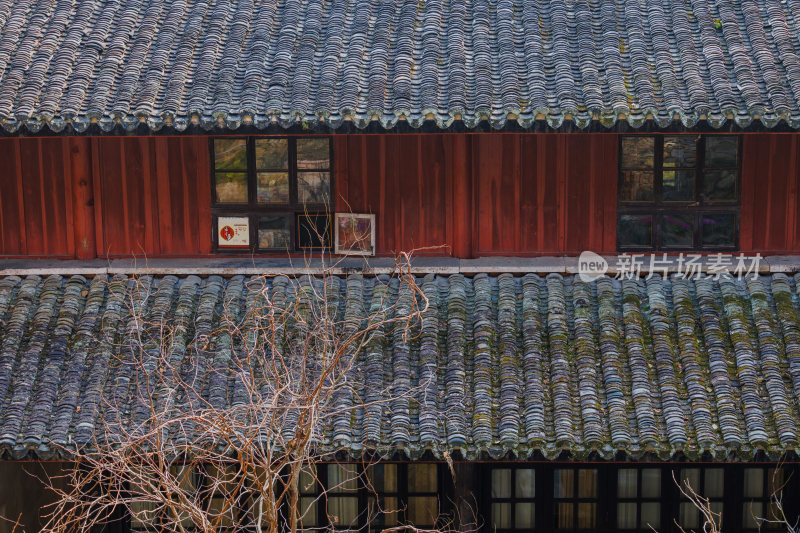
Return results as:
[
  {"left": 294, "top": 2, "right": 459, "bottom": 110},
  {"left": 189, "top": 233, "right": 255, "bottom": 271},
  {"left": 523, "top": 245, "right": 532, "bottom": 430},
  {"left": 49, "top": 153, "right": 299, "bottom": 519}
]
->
[
  {"left": 20, "top": 139, "right": 44, "bottom": 255},
  {"left": 68, "top": 137, "right": 97, "bottom": 259},
  {"left": 0, "top": 139, "right": 25, "bottom": 254},
  {"left": 91, "top": 137, "right": 105, "bottom": 256},
  {"left": 451, "top": 134, "right": 472, "bottom": 258},
  {"left": 601, "top": 135, "right": 618, "bottom": 253},
  {"left": 193, "top": 136, "right": 213, "bottom": 254},
  {"left": 739, "top": 134, "right": 757, "bottom": 251}
]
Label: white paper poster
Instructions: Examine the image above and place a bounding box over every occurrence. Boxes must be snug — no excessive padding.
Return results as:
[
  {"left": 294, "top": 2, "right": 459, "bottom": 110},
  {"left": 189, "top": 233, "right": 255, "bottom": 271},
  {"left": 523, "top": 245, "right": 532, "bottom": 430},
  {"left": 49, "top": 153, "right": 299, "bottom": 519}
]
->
[{"left": 217, "top": 217, "right": 250, "bottom": 247}]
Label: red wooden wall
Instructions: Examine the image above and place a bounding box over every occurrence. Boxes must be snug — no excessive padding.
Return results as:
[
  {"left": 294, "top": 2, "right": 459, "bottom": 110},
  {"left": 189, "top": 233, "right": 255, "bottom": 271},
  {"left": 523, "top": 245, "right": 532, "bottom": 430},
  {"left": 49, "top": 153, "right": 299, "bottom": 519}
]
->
[
  {"left": 0, "top": 133, "right": 798, "bottom": 259},
  {"left": 334, "top": 134, "right": 619, "bottom": 256},
  {"left": 93, "top": 137, "right": 212, "bottom": 257},
  {"left": 0, "top": 138, "right": 75, "bottom": 256},
  {"left": 740, "top": 134, "right": 800, "bottom": 254}
]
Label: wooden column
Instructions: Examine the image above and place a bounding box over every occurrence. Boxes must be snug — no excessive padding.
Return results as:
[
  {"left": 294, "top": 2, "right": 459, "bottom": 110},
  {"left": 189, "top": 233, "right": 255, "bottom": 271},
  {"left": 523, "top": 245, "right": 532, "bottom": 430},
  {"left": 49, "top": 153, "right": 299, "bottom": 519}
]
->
[
  {"left": 68, "top": 137, "right": 97, "bottom": 259},
  {"left": 451, "top": 134, "right": 473, "bottom": 258}
]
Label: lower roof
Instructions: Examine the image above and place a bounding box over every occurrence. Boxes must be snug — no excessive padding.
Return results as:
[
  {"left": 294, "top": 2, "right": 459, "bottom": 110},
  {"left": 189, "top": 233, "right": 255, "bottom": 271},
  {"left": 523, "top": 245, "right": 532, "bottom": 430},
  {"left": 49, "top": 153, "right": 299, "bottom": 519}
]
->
[{"left": 0, "top": 272, "right": 799, "bottom": 461}]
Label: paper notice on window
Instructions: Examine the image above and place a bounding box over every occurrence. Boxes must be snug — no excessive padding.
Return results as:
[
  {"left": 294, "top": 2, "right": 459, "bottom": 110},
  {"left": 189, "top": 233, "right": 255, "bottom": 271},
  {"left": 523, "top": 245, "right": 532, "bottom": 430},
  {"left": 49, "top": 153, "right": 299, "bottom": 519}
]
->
[{"left": 218, "top": 217, "right": 249, "bottom": 247}]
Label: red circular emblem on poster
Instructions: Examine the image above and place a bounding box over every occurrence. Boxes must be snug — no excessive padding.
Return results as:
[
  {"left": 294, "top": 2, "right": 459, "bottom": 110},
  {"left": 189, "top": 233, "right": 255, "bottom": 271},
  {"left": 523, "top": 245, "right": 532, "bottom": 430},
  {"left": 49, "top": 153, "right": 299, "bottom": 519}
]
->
[{"left": 220, "top": 225, "right": 235, "bottom": 241}]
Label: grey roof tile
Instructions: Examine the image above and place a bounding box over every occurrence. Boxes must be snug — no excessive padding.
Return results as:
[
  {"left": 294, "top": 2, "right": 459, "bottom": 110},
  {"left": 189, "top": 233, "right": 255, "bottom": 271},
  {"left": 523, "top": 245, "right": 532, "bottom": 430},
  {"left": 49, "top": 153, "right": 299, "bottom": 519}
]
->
[
  {"left": 0, "top": 273, "right": 799, "bottom": 460},
  {"left": 1, "top": 0, "right": 800, "bottom": 131}
]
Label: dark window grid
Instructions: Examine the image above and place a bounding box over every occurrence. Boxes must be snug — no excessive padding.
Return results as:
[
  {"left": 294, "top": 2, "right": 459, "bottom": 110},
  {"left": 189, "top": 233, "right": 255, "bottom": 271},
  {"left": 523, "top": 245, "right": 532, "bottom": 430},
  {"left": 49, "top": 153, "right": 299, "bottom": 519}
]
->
[
  {"left": 300, "top": 463, "right": 445, "bottom": 531},
  {"left": 670, "top": 466, "right": 726, "bottom": 533},
  {"left": 127, "top": 465, "right": 247, "bottom": 533},
  {"left": 617, "top": 135, "right": 741, "bottom": 252},
  {"left": 552, "top": 468, "right": 601, "bottom": 532},
  {"left": 488, "top": 467, "right": 538, "bottom": 532},
  {"left": 614, "top": 468, "right": 664, "bottom": 533},
  {"left": 736, "top": 466, "right": 796, "bottom": 532},
  {"left": 209, "top": 136, "right": 333, "bottom": 253}
]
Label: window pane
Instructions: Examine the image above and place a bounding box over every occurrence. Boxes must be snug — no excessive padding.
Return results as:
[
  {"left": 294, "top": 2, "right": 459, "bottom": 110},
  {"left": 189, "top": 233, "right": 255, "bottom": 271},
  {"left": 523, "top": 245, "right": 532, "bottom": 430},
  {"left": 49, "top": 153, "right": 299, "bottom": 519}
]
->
[
  {"left": 641, "top": 469, "right": 661, "bottom": 498},
  {"left": 662, "top": 213, "right": 694, "bottom": 247},
  {"left": 705, "top": 469, "right": 724, "bottom": 498},
  {"left": 208, "top": 497, "right": 235, "bottom": 527},
  {"left": 680, "top": 469, "right": 700, "bottom": 495},
  {"left": 297, "top": 213, "right": 332, "bottom": 250},
  {"left": 555, "top": 502, "right": 573, "bottom": 529},
  {"left": 300, "top": 496, "right": 318, "bottom": 526},
  {"left": 744, "top": 468, "right": 764, "bottom": 498},
  {"left": 408, "top": 464, "right": 437, "bottom": 493},
  {"left": 258, "top": 216, "right": 291, "bottom": 250},
  {"left": 767, "top": 468, "right": 784, "bottom": 496},
  {"left": 297, "top": 171, "right": 331, "bottom": 204},
  {"left": 299, "top": 465, "right": 317, "bottom": 494},
  {"left": 516, "top": 468, "right": 535, "bottom": 498},
  {"left": 622, "top": 137, "right": 655, "bottom": 169},
  {"left": 215, "top": 172, "right": 248, "bottom": 203},
  {"left": 382, "top": 496, "right": 399, "bottom": 526},
  {"left": 617, "top": 502, "right": 637, "bottom": 529},
  {"left": 578, "top": 469, "right": 597, "bottom": 498},
  {"left": 492, "top": 468, "right": 512, "bottom": 498},
  {"left": 618, "top": 215, "right": 653, "bottom": 247},
  {"left": 255, "top": 139, "right": 288, "bottom": 169},
  {"left": 744, "top": 501, "right": 764, "bottom": 529},
  {"left": 618, "top": 469, "right": 637, "bottom": 498},
  {"left": 703, "top": 169, "right": 737, "bottom": 202},
  {"left": 702, "top": 213, "right": 736, "bottom": 247},
  {"left": 492, "top": 502, "right": 512, "bottom": 529},
  {"left": 214, "top": 139, "right": 248, "bottom": 170},
  {"left": 367, "top": 463, "right": 397, "bottom": 493},
  {"left": 407, "top": 496, "right": 437, "bottom": 526},
  {"left": 705, "top": 136, "right": 738, "bottom": 167},
  {"left": 663, "top": 170, "right": 695, "bottom": 201},
  {"left": 664, "top": 136, "right": 697, "bottom": 167},
  {"left": 328, "top": 496, "right": 358, "bottom": 526},
  {"left": 641, "top": 502, "right": 660, "bottom": 529},
  {"left": 257, "top": 172, "right": 289, "bottom": 203},
  {"left": 554, "top": 469, "right": 574, "bottom": 498},
  {"left": 515, "top": 502, "right": 535, "bottom": 529},
  {"left": 710, "top": 501, "right": 723, "bottom": 524},
  {"left": 577, "top": 502, "right": 597, "bottom": 529},
  {"left": 327, "top": 464, "right": 357, "bottom": 492},
  {"left": 679, "top": 502, "right": 700, "bottom": 529},
  {"left": 367, "top": 495, "right": 399, "bottom": 528},
  {"left": 297, "top": 138, "right": 330, "bottom": 169},
  {"left": 620, "top": 170, "right": 655, "bottom": 201}
]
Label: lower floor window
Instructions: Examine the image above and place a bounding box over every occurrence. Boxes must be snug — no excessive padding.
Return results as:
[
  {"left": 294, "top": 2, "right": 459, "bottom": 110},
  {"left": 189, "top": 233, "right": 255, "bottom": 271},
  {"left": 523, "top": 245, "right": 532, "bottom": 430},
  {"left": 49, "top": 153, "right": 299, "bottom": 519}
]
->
[
  {"left": 298, "top": 462, "right": 442, "bottom": 531},
  {"left": 553, "top": 468, "right": 598, "bottom": 530},
  {"left": 678, "top": 468, "right": 724, "bottom": 530},
  {"left": 490, "top": 467, "right": 536, "bottom": 530},
  {"left": 617, "top": 467, "right": 661, "bottom": 531},
  {"left": 742, "top": 467, "right": 786, "bottom": 531}
]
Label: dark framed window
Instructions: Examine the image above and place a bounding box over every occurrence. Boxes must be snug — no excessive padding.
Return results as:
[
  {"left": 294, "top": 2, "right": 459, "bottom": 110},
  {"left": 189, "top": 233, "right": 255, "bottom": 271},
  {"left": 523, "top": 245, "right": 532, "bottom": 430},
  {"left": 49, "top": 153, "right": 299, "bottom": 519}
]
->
[
  {"left": 740, "top": 467, "right": 787, "bottom": 531},
  {"left": 616, "top": 468, "right": 662, "bottom": 531},
  {"left": 676, "top": 467, "right": 724, "bottom": 531},
  {"left": 489, "top": 467, "right": 537, "bottom": 531},
  {"left": 297, "top": 462, "right": 445, "bottom": 531},
  {"left": 553, "top": 468, "right": 599, "bottom": 531},
  {"left": 618, "top": 135, "right": 740, "bottom": 251},
  {"left": 210, "top": 137, "right": 333, "bottom": 252}
]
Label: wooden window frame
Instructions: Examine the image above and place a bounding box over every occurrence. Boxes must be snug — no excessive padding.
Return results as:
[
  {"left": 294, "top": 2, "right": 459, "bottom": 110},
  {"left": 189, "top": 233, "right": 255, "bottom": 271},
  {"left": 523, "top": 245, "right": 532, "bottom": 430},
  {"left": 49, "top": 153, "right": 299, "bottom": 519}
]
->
[
  {"left": 614, "top": 467, "right": 666, "bottom": 533},
  {"left": 486, "top": 465, "right": 538, "bottom": 532},
  {"left": 210, "top": 136, "right": 334, "bottom": 253},
  {"left": 617, "top": 135, "right": 742, "bottom": 252},
  {"left": 295, "top": 462, "right": 449, "bottom": 531}
]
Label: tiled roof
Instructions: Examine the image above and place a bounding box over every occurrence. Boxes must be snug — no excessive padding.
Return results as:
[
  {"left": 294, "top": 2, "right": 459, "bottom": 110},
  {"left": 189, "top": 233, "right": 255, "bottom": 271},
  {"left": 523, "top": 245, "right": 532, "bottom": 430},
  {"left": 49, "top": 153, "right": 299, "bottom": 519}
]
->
[
  {"left": 1, "top": 0, "right": 800, "bottom": 133},
  {"left": 1, "top": 273, "right": 800, "bottom": 461}
]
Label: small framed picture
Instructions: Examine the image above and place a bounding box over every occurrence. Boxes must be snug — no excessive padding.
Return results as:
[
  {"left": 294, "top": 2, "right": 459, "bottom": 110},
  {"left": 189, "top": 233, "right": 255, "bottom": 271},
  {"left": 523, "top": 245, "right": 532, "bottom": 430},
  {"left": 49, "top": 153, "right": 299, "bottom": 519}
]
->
[
  {"left": 334, "top": 213, "right": 376, "bottom": 256},
  {"left": 217, "top": 216, "right": 250, "bottom": 248}
]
